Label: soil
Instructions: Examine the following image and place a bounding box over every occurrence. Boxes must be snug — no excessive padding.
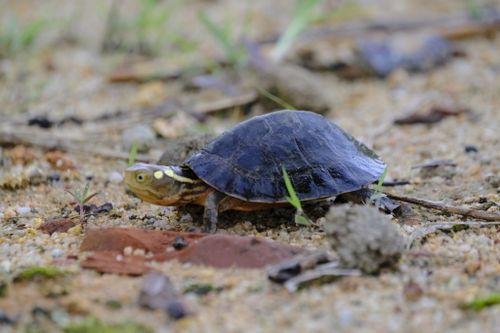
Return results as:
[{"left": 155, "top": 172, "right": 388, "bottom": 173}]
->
[{"left": 1, "top": 1, "right": 499, "bottom": 332}]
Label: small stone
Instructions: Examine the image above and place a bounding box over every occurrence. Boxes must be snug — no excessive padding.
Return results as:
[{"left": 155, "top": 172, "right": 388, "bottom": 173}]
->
[
  {"left": 135, "top": 81, "right": 168, "bottom": 108},
  {"left": 109, "top": 171, "right": 124, "bottom": 184},
  {"left": 167, "top": 301, "right": 188, "bottom": 320},
  {"left": 123, "top": 246, "right": 133, "bottom": 256},
  {"left": 138, "top": 271, "right": 189, "bottom": 320},
  {"left": 25, "top": 228, "right": 37, "bottom": 236},
  {"left": 51, "top": 248, "right": 65, "bottom": 258},
  {"left": 8, "top": 145, "right": 36, "bottom": 165},
  {"left": 3, "top": 208, "right": 17, "bottom": 220},
  {"left": 31, "top": 217, "right": 43, "bottom": 228},
  {"left": 464, "top": 145, "right": 479, "bottom": 153},
  {"left": 44, "top": 151, "right": 75, "bottom": 171},
  {"left": 403, "top": 281, "right": 424, "bottom": 301},
  {"left": 40, "top": 218, "right": 75, "bottom": 235},
  {"left": 122, "top": 125, "right": 156, "bottom": 153},
  {"left": 67, "top": 224, "right": 82, "bottom": 235},
  {"left": 133, "top": 248, "right": 146, "bottom": 256},
  {"left": 47, "top": 172, "right": 61, "bottom": 182},
  {"left": 466, "top": 164, "right": 482, "bottom": 177},
  {"left": 172, "top": 236, "right": 188, "bottom": 250},
  {"left": 0, "top": 260, "right": 12, "bottom": 273},
  {"left": 63, "top": 297, "right": 91, "bottom": 315},
  {"left": 16, "top": 206, "right": 31, "bottom": 215},
  {"left": 464, "top": 261, "right": 481, "bottom": 276}
]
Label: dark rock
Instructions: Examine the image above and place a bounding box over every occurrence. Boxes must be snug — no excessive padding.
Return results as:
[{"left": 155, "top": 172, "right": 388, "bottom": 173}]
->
[
  {"left": 94, "top": 202, "right": 113, "bottom": 214},
  {"left": 172, "top": 236, "right": 188, "bottom": 250},
  {"left": 47, "top": 172, "right": 61, "bottom": 182},
  {"left": 359, "top": 34, "right": 457, "bottom": 77},
  {"left": 138, "top": 272, "right": 189, "bottom": 320},
  {"left": 28, "top": 116, "right": 54, "bottom": 129},
  {"left": 0, "top": 311, "right": 17, "bottom": 325},
  {"left": 166, "top": 301, "right": 189, "bottom": 319},
  {"left": 464, "top": 145, "right": 479, "bottom": 153}
]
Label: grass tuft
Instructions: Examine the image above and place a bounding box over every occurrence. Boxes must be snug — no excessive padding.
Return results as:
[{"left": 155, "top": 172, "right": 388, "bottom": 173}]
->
[
  {"left": 462, "top": 293, "right": 500, "bottom": 311},
  {"left": 128, "top": 143, "right": 138, "bottom": 166},
  {"left": 270, "top": 0, "right": 324, "bottom": 62},
  {"left": 14, "top": 266, "right": 66, "bottom": 282},
  {"left": 66, "top": 182, "right": 99, "bottom": 223},
  {"left": 368, "top": 167, "right": 387, "bottom": 205},
  {"left": 255, "top": 87, "right": 297, "bottom": 110},
  {"left": 0, "top": 17, "right": 50, "bottom": 58},
  {"left": 282, "top": 167, "right": 313, "bottom": 226},
  {"left": 197, "top": 11, "right": 247, "bottom": 66}
]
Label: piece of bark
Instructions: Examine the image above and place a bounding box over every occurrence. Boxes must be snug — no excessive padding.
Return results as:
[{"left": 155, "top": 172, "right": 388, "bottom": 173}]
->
[{"left": 80, "top": 228, "right": 306, "bottom": 274}]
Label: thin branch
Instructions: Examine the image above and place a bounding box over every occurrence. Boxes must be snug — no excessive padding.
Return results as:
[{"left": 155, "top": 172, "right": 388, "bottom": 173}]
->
[{"left": 386, "top": 192, "right": 500, "bottom": 222}]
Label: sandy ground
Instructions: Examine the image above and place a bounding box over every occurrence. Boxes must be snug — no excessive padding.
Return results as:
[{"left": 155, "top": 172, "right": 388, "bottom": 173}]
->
[{"left": 1, "top": 1, "right": 499, "bottom": 332}]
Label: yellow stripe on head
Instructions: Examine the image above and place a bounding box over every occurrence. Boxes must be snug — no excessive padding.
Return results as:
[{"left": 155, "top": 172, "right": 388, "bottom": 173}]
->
[{"left": 163, "top": 167, "right": 195, "bottom": 183}]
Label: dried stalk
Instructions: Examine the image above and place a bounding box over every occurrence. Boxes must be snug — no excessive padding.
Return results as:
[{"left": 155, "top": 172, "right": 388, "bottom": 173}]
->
[{"left": 386, "top": 192, "right": 500, "bottom": 222}]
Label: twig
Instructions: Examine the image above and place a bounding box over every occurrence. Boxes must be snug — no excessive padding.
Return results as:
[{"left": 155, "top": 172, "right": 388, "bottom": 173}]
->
[
  {"left": 386, "top": 192, "right": 500, "bottom": 222},
  {"left": 406, "top": 221, "right": 500, "bottom": 249}
]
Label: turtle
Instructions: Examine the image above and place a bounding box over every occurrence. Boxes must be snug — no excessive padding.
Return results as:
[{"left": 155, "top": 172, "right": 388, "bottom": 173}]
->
[{"left": 124, "top": 110, "right": 385, "bottom": 232}]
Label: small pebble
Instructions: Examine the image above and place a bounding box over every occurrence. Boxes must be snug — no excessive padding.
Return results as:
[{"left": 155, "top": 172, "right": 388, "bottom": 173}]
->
[
  {"left": 133, "top": 248, "right": 146, "bottom": 256},
  {"left": 109, "top": 171, "right": 124, "bottom": 184},
  {"left": 172, "top": 236, "right": 188, "bottom": 250},
  {"left": 464, "top": 145, "right": 479, "bottom": 153},
  {"left": 67, "top": 224, "right": 82, "bottom": 235},
  {"left": 124, "top": 246, "right": 133, "bottom": 256},
  {"left": 167, "top": 301, "right": 189, "bottom": 320},
  {"left": 179, "top": 214, "right": 193, "bottom": 224},
  {"left": 16, "top": 206, "right": 31, "bottom": 215},
  {"left": 122, "top": 125, "right": 156, "bottom": 153},
  {"left": 0, "top": 260, "right": 12, "bottom": 273},
  {"left": 51, "top": 248, "right": 65, "bottom": 258},
  {"left": 47, "top": 172, "right": 61, "bottom": 182}
]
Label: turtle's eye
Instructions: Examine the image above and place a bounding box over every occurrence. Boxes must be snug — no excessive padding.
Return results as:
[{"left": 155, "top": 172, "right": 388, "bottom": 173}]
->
[{"left": 136, "top": 173, "right": 147, "bottom": 183}]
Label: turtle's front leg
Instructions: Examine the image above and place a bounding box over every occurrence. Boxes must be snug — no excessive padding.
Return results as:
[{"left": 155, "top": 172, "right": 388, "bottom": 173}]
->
[{"left": 203, "top": 191, "right": 225, "bottom": 233}]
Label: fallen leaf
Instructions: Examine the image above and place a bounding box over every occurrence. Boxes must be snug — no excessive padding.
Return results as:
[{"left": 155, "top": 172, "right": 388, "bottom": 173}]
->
[
  {"left": 394, "top": 105, "right": 467, "bottom": 125},
  {"left": 80, "top": 228, "right": 305, "bottom": 274},
  {"left": 40, "top": 218, "right": 75, "bottom": 235}
]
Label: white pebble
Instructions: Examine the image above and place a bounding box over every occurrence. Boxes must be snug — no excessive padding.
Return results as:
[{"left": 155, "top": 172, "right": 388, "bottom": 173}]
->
[
  {"left": 338, "top": 309, "right": 354, "bottom": 326},
  {"left": 0, "top": 260, "right": 12, "bottom": 273},
  {"left": 51, "top": 248, "right": 65, "bottom": 258},
  {"left": 16, "top": 206, "right": 31, "bottom": 215},
  {"left": 109, "top": 171, "right": 124, "bottom": 184}
]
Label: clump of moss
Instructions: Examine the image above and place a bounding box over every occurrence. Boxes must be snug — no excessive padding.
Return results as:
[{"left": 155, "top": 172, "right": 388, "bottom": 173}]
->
[
  {"left": 14, "top": 266, "right": 66, "bottom": 282},
  {"left": 183, "top": 283, "right": 220, "bottom": 296},
  {"left": 462, "top": 293, "right": 500, "bottom": 311},
  {"left": 64, "top": 316, "right": 152, "bottom": 333}
]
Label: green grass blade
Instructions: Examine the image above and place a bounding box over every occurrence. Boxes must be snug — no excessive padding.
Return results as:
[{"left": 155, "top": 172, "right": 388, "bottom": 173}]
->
[
  {"left": 295, "top": 214, "right": 311, "bottom": 226},
  {"left": 198, "top": 12, "right": 241, "bottom": 65},
  {"left": 282, "top": 166, "right": 301, "bottom": 209},
  {"left": 369, "top": 167, "right": 387, "bottom": 204},
  {"left": 256, "top": 86, "right": 296, "bottom": 110},
  {"left": 270, "top": 0, "right": 324, "bottom": 62},
  {"left": 128, "top": 143, "right": 138, "bottom": 166},
  {"left": 462, "top": 293, "right": 500, "bottom": 311}
]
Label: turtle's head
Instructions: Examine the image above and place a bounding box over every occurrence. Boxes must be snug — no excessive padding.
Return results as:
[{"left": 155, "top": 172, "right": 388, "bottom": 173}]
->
[{"left": 124, "top": 163, "right": 199, "bottom": 206}]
